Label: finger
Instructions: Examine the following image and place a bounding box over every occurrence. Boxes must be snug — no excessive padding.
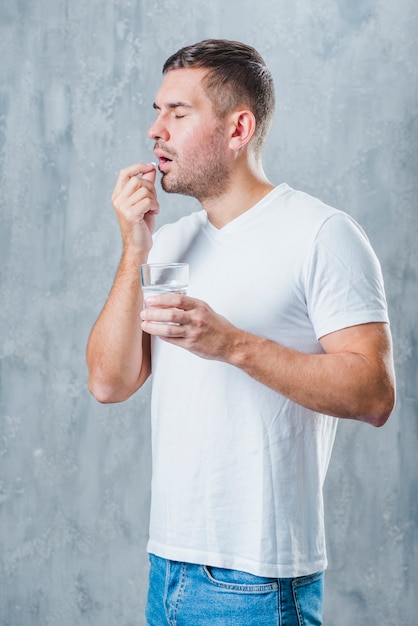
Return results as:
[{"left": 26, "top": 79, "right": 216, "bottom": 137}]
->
[
  {"left": 141, "top": 164, "right": 157, "bottom": 184},
  {"left": 143, "top": 294, "right": 195, "bottom": 310},
  {"left": 118, "top": 179, "right": 150, "bottom": 205},
  {"left": 140, "top": 320, "right": 186, "bottom": 338},
  {"left": 141, "top": 304, "right": 188, "bottom": 324},
  {"left": 113, "top": 162, "right": 156, "bottom": 197},
  {"left": 114, "top": 179, "right": 159, "bottom": 221},
  {"left": 116, "top": 172, "right": 158, "bottom": 206}
]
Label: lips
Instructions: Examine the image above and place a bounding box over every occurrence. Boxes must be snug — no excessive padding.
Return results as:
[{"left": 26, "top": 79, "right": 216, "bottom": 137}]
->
[
  {"left": 154, "top": 145, "right": 175, "bottom": 172},
  {"left": 155, "top": 151, "right": 173, "bottom": 173}
]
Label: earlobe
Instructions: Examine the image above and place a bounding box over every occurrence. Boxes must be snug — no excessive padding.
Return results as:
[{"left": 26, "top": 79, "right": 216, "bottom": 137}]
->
[{"left": 229, "top": 110, "right": 256, "bottom": 151}]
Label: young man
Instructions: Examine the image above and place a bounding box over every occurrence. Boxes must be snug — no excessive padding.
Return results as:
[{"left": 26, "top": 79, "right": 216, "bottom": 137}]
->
[{"left": 87, "top": 40, "right": 395, "bottom": 625}]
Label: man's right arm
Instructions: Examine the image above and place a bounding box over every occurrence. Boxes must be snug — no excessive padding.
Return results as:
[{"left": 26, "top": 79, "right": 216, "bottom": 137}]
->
[{"left": 86, "top": 163, "right": 159, "bottom": 403}]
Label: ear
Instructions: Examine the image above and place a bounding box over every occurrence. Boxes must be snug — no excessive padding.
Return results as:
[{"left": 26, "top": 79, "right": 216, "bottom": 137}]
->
[{"left": 228, "top": 110, "right": 256, "bottom": 151}]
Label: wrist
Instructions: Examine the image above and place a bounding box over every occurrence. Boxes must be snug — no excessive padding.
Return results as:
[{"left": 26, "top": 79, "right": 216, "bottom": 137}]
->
[
  {"left": 226, "top": 329, "right": 262, "bottom": 369},
  {"left": 121, "top": 245, "right": 150, "bottom": 267}
]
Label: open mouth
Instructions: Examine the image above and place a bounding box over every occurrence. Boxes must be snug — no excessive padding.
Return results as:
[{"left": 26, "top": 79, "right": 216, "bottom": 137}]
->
[
  {"left": 157, "top": 155, "right": 173, "bottom": 173},
  {"left": 155, "top": 146, "right": 174, "bottom": 171}
]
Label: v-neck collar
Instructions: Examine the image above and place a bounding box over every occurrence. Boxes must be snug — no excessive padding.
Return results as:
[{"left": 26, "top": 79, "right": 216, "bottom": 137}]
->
[{"left": 203, "top": 184, "right": 289, "bottom": 239}]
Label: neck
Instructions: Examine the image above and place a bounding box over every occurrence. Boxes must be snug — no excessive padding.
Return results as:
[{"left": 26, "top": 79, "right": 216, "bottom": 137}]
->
[{"left": 200, "top": 159, "right": 275, "bottom": 230}]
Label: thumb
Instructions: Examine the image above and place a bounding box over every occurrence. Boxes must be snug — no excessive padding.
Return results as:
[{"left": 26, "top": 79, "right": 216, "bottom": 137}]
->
[{"left": 141, "top": 163, "right": 157, "bottom": 184}]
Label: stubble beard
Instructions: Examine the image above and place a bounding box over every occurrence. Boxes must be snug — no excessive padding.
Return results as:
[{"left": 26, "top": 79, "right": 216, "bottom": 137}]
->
[{"left": 159, "top": 127, "right": 231, "bottom": 202}]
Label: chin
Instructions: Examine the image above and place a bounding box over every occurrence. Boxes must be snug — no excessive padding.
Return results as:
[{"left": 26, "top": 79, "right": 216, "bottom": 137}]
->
[
  {"left": 161, "top": 176, "right": 195, "bottom": 197},
  {"left": 161, "top": 175, "right": 176, "bottom": 193}
]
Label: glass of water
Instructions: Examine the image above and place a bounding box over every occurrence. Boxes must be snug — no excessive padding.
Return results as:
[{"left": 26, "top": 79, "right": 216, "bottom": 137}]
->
[{"left": 140, "top": 263, "right": 189, "bottom": 306}]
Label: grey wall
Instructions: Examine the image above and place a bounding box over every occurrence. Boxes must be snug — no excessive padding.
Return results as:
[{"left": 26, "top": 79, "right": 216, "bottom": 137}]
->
[{"left": 0, "top": 1, "right": 417, "bottom": 624}]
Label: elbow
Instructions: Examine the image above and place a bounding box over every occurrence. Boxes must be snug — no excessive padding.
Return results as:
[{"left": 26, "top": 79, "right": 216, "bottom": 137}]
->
[
  {"left": 361, "top": 358, "right": 396, "bottom": 427},
  {"left": 87, "top": 362, "right": 150, "bottom": 404},
  {"left": 87, "top": 373, "right": 134, "bottom": 404},
  {"left": 88, "top": 380, "right": 124, "bottom": 404},
  {"left": 368, "top": 411, "right": 390, "bottom": 429},
  {"left": 365, "top": 386, "right": 396, "bottom": 428}
]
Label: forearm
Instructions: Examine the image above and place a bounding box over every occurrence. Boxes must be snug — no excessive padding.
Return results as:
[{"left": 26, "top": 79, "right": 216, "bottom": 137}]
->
[
  {"left": 140, "top": 296, "right": 395, "bottom": 426},
  {"left": 87, "top": 162, "right": 159, "bottom": 402},
  {"left": 227, "top": 327, "right": 395, "bottom": 426},
  {"left": 87, "top": 249, "right": 151, "bottom": 403}
]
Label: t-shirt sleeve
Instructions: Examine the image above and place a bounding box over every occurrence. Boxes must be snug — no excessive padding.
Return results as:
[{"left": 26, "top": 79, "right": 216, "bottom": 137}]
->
[{"left": 304, "top": 212, "right": 390, "bottom": 339}]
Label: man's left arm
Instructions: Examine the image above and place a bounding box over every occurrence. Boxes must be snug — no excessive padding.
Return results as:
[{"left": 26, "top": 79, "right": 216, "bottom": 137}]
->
[
  {"left": 230, "top": 320, "right": 395, "bottom": 426},
  {"left": 140, "top": 297, "right": 395, "bottom": 426}
]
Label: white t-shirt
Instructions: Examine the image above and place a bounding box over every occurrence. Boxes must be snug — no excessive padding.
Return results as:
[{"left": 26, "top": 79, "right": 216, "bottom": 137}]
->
[{"left": 146, "top": 184, "right": 389, "bottom": 578}]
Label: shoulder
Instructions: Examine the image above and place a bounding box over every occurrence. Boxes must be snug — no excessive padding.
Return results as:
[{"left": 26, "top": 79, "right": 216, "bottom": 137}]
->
[
  {"left": 283, "top": 186, "right": 343, "bottom": 223},
  {"left": 264, "top": 184, "right": 343, "bottom": 228},
  {"left": 264, "top": 185, "right": 363, "bottom": 251}
]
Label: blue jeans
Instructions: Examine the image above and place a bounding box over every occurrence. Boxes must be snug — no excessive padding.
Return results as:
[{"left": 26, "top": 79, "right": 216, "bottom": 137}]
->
[{"left": 145, "top": 555, "right": 324, "bottom": 625}]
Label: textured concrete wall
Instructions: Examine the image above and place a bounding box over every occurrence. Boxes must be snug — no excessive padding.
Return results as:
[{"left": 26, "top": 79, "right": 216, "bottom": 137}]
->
[{"left": 0, "top": 1, "right": 416, "bottom": 624}]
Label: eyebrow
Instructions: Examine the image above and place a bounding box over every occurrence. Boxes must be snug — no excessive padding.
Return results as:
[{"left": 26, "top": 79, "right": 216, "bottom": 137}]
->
[{"left": 153, "top": 101, "right": 193, "bottom": 111}]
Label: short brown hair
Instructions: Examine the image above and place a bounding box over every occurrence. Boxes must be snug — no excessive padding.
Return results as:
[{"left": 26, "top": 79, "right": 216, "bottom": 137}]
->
[{"left": 163, "top": 39, "right": 275, "bottom": 155}]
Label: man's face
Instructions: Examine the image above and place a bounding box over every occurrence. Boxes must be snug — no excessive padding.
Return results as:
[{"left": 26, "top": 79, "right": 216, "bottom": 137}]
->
[{"left": 148, "top": 68, "right": 232, "bottom": 202}]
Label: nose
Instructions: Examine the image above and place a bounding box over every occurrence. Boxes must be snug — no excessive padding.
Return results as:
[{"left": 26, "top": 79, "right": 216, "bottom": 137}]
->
[{"left": 148, "top": 116, "right": 169, "bottom": 142}]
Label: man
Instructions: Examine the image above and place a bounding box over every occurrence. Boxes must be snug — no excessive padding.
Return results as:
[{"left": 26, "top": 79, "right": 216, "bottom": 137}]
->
[{"left": 87, "top": 39, "right": 395, "bottom": 625}]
